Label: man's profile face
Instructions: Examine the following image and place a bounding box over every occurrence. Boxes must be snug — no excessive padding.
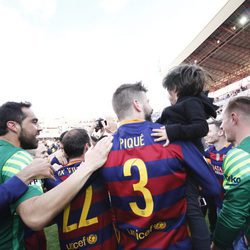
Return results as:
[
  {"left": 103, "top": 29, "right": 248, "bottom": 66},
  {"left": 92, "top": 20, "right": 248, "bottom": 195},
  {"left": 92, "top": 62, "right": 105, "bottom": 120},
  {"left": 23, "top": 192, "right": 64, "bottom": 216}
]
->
[
  {"left": 19, "top": 108, "right": 42, "bottom": 149},
  {"left": 205, "top": 124, "right": 220, "bottom": 145},
  {"left": 221, "top": 110, "right": 234, "bottom": 144},
  {"left": 141, "top": 93, "right": 153, "bottom": 122}
]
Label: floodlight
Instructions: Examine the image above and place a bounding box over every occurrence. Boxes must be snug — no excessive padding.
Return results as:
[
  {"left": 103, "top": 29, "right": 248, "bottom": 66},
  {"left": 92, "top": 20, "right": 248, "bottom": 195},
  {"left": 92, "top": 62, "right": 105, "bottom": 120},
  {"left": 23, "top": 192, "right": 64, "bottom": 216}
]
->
[{"left": 239, "top": 15, "right": 248, "bottom": 26}]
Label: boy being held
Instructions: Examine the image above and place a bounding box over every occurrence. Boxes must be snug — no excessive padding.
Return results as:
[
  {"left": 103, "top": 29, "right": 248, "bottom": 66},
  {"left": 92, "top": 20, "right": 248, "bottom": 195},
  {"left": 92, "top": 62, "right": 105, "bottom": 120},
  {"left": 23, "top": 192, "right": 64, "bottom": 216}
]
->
[{"left": 152, "top": 64, "right": 218, "bottom": 250}]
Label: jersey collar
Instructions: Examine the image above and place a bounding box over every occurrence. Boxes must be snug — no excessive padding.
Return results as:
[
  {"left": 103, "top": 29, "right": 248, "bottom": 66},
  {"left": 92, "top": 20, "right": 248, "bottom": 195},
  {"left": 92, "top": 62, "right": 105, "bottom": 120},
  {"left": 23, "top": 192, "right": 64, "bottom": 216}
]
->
[{"left": 119, "top": 119, "right": 145, "bottom": 126}]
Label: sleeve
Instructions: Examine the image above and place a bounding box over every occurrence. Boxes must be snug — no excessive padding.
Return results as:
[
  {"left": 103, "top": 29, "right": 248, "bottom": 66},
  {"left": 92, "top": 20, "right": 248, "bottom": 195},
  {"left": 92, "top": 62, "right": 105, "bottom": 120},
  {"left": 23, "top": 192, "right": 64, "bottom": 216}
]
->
[
  {"left": 166, "top": 99, "right": 209, "bottom": 142},
  {"left": 0, "top": 176, "right": 28, "bottom": 211},
  {"left": 213, "top": 150, "right": 250, "bottom": 248},
  {"left": 2, "top": 150, "right": 43, "bottom": 211},
  {"left": 178, "top": 141, "right": 221, "bottom": 197}
]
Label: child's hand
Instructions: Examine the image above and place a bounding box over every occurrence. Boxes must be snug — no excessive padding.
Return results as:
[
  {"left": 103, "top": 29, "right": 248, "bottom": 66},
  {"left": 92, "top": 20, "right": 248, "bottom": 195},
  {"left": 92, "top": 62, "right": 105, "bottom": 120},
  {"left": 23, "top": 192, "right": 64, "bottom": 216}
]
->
[{"left": 151, "top": 127, "right": 169, "bottom": 147}]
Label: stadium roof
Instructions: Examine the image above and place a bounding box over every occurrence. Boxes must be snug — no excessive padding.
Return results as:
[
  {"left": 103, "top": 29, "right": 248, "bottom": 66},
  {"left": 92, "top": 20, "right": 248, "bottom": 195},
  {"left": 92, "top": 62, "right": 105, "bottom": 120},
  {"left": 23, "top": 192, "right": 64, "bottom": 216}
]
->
[{"left": 168, "top": 0, "right": 250, "bottom": 91}]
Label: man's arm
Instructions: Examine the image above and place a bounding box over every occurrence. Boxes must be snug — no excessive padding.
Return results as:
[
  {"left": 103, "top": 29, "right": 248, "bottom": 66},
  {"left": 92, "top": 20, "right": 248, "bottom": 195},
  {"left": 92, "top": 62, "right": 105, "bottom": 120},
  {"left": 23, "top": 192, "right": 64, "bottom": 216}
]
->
[
  {"left": 212, "top": 149, "right": 250, "bottom": 249},
  {"left": 16, "top": 136, "right": 113, "bottom": 231},
  {"left": 0, "top": 176, "right": 28, "bottom": 211},
  {"left": 178, "top": 141, "right": 221, "bottom": 196},
  {"left": 0, "top": 158, "right": 55, "bottom": 211}
]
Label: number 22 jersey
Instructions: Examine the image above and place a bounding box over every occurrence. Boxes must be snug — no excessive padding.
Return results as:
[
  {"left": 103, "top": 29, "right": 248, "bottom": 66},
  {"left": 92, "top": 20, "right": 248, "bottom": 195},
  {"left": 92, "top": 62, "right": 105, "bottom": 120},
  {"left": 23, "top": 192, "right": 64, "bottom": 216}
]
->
[{"left": 45, "top": 161, "right": 117, "bottom": 250}]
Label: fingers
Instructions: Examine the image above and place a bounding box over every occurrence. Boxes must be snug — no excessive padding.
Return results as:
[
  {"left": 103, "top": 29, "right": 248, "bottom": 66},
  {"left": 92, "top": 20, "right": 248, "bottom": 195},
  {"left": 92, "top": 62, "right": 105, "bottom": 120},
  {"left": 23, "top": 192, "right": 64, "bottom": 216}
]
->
[
  {"left": 51, "top": 163, "right": 62, "bottom": 172},
  {"left": 163, "top": 140, "right": 170, "bottom": 147},
  {"left": 151, "top": 129, "right": 162, "bottom": 136},
  {"left": 96, "top": 135, "right": 113, "bottom": 149},
  {"left": 48, "top": 168, "right": 56, "bottom": 181}
]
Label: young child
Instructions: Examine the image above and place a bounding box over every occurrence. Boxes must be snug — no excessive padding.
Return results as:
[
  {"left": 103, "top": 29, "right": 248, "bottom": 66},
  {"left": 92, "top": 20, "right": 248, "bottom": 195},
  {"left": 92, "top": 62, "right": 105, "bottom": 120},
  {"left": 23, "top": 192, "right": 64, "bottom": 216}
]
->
[{"left": 152, "top": 64, "right": 218, "bottom": 250}]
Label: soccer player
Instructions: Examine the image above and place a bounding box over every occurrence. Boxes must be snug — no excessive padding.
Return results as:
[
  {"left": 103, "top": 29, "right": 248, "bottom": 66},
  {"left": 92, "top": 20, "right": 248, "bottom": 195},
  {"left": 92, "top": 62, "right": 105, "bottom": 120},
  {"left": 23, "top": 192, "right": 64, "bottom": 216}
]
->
[
  {"left": 0, "top": 101, "right": 113, "bottom": 250},
  {"left": 101, "top": 82, "right": 220, "bottom": 249},
  {"left": 212, "top": 96, "right": 250, "bottom": 249},
  {"left": 204, "top": 119, "right": 233, "bottom": 236},
  {"left": 44, "top": 128, "right": 117, "bottom": 249}
]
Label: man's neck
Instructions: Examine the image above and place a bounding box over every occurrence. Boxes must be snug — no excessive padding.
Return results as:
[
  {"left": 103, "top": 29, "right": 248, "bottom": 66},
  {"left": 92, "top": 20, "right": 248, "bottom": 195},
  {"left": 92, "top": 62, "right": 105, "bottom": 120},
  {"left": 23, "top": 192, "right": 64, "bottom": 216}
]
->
[
  {"left": 0, "top": 134, "right": 21, "bottom": 148},
  {"left": 68, "top": 156, "right": 84, "bottom": 164}
]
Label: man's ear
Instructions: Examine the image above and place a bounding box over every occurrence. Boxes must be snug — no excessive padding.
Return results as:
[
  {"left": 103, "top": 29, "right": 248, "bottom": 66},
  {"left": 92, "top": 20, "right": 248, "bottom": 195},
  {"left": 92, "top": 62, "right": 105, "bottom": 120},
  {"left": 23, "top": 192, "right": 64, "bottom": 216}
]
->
[
  {"left": 133, "top": 99, "right": 142, "bottom": 112},
  {"left": 218, "top": 128, "right": 224, "bottom": 137},
  {"left": 231, "top": 112, "right": 239, "bottom": 125},
  {"left": 6, "top": 121, "right": 20, "bottom": 133}
]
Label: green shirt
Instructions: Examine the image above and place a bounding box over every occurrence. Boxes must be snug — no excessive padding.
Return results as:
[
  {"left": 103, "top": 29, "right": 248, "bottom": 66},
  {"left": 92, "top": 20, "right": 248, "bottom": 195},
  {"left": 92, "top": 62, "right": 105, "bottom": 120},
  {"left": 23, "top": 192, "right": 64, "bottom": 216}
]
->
[
  {"left": 214, "top": 136, "right": 250, "bottom": 249},
  {"left": 0, "top": 140, "right": 43, "bottom": 250}
]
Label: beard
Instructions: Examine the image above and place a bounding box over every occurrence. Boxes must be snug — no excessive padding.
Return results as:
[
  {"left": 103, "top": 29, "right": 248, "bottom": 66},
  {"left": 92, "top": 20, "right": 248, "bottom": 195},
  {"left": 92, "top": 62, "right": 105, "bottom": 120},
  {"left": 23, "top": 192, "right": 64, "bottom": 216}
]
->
[
  {"left": 144, "top": 107, "right": 153, "bottom": 122},
  {"left": 145, "top": 112, "right": 152, "bottom": 122},
  {"left": 19, "top": 129, "right": 38, "bottom": 150}
]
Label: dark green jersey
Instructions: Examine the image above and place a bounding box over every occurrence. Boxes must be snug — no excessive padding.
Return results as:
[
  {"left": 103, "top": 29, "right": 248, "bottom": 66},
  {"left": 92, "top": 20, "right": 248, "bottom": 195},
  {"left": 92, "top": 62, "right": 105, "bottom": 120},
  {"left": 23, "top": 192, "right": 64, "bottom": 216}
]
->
[
  {"left": 214, "top": 136, "right": 250, "bottom": 249},
  {"left": 0, "top": 140, "right": 43, "bottom": 250}
]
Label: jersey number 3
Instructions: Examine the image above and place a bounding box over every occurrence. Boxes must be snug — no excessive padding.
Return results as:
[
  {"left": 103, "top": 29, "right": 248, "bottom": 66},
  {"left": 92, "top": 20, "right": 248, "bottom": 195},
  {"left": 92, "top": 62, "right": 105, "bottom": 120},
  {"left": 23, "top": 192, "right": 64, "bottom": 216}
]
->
[{"left": 124, "top": 158, "right": 153, "bottom": 217}]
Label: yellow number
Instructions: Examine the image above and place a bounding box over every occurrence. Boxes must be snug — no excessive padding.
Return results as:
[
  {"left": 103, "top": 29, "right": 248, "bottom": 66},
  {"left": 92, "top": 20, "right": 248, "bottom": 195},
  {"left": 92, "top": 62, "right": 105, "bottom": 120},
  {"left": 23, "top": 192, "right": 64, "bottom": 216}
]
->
[
  {"left": 63, "top": 185, "right": 98, "bottom": 233},
  {"left": 123, "top": 158, "right": 153, "bottom": 217}
]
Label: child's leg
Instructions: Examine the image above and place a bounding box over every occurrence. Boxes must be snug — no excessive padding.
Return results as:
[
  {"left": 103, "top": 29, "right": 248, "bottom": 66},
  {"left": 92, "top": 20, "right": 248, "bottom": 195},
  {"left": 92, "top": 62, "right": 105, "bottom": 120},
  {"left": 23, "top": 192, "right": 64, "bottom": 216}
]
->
[
  {"left": 186, "top": 177, "right": 210, "bottom": 250},
  {"left": 206, "top": 196, "right": 217, "bottom": 237}
]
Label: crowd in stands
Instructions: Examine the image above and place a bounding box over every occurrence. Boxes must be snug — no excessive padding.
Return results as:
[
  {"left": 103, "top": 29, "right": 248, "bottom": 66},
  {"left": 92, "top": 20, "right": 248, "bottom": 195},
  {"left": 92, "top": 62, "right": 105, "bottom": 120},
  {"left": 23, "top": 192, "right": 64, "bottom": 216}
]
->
[
  {"left": 0, "top": 65, "right": 249, "bottom": 250},
  {"left": 214, "top": 82, "right": 250, "bottom": 103}
]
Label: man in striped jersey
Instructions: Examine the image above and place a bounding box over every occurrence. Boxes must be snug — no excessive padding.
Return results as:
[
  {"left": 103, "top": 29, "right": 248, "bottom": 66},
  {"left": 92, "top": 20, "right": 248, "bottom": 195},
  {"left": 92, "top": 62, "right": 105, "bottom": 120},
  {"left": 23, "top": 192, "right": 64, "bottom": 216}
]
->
[
  {"left": 44, "top": 128, "right": 117, "bottom": 249},
  {"left": 102, "top": 82, "right": 220, "bottom": 249},
  {"left": 204, "top": 119, "right": 233, "bottom": 237},
  {"left": 212, "top": 96, "right": 250, "bottom": 249},
  {"left": 0, "top": 101, "right": 113, "bottom": 250}
]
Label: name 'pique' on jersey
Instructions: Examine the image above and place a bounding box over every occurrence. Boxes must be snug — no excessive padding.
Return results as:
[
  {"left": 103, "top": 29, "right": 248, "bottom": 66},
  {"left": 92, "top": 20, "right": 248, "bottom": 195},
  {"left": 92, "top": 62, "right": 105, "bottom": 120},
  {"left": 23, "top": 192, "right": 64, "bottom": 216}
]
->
[{"left": 101, "top": 120, "right": 220, "bottom": 250}]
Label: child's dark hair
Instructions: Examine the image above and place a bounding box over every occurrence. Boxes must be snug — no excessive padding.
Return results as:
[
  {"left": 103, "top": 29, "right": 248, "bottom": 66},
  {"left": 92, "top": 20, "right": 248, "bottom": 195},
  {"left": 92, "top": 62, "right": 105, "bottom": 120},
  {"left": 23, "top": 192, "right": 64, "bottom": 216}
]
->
[{"left": 162, "top": 64, "right": 212, "bottom": 97}]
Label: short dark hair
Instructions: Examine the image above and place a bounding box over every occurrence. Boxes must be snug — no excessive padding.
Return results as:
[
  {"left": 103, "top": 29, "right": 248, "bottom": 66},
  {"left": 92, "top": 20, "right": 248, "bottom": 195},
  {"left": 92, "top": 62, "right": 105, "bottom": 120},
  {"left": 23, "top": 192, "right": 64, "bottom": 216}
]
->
[
  {"left": 224, "top": 96, "right": 250, "bottom": 116},
  {"left": 59, "top": 130, "right": 68, "bottom": 142},
  {"left": 112, "top": 82, "right": 147, "bottom": 119},
  {"left": 162, "top": 64, "right": 212, "bottom": 97},
  {"left": 0, "top": 101, "right": 31, "bottom": 136},
  {"left": 62, "top": 129, "right": 90, "bottom": 158}
]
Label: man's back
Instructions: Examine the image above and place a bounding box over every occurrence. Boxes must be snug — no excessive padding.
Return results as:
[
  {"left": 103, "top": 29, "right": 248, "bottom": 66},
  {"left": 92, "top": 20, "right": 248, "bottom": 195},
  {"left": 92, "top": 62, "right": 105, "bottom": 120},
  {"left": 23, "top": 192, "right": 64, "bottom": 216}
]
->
[
  {"left": 45, "top": 161, "right": 117, "bottom": 250},
  {"left": 102, "top": 120, "right": 219, "bottom": 249}
]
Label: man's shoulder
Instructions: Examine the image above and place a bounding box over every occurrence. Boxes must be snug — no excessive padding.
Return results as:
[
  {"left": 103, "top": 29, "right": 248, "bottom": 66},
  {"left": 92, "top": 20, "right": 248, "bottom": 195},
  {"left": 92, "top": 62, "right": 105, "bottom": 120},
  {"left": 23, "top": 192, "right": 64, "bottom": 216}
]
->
[
  {"left": 1, "top": 150, "right": 33, "bottom": 182},
  {"left": 223, "top": 147, "right": 249, "bottom": 172}
]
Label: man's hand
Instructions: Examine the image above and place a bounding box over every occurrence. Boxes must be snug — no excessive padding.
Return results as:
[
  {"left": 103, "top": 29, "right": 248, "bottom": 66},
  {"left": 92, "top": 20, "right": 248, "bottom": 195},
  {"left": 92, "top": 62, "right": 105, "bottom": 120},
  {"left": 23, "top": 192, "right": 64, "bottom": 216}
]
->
[
  {"left": 80, "top": 135, "right": 113, "bottom": 172},
  {"left": 17, "top": 158, "right": 55, "bottom": 184},
  {"left": 151, "top": 127, "right": 169, "bottom": 147}
]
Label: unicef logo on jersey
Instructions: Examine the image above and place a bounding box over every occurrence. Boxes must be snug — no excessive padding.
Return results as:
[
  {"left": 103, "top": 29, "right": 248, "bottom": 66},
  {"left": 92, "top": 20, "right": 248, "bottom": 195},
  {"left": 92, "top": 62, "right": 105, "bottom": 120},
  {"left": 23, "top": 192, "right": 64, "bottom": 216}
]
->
[
  {"left": 87, "top": 234, "right": 97, "bottom": 245},
  {"left": 126, "top": 221, "right": 167, "bottom": 240},
  {"left": 65, "top": 234, "right": 98, "bottom": 249}
]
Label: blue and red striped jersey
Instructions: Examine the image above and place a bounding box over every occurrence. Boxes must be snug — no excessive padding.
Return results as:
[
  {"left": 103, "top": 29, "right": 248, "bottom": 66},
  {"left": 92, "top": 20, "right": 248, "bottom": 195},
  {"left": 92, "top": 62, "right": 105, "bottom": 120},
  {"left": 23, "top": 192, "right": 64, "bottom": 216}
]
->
[
  {"left": 102, "top": 120, "right": 220, "bottom": 250},
  {"left": 45, "top": 161, "right": 117, "bottom": 250},
  {"left": 205, "top": 143, "right": 233, "bottom": 184},
  {"left": 204, "top": 143, "right": 233, "bottom": 204}
]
